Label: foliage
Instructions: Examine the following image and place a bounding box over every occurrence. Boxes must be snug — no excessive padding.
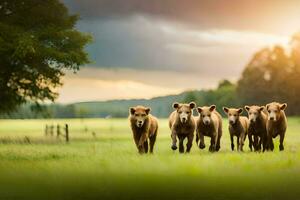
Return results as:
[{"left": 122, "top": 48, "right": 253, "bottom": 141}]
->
[
  {"left": 0, "top": 0, "right": 92, "bottom": 113},
  {"left": 184, "top": 80, "right": 239, "bottom": 115},
  {"left": 238, "top": 33, "right": 300, "bottom": 115}
]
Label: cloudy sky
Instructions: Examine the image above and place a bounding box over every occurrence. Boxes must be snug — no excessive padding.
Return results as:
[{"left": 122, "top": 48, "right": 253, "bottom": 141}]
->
[{"left": 57, "top": 0, "right": 300, "bottom": 103}]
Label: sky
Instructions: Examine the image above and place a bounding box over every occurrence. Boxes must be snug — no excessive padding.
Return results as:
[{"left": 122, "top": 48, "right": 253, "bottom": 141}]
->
[{"left": 57, "top": 0, "right": 300, "bottom": 103}]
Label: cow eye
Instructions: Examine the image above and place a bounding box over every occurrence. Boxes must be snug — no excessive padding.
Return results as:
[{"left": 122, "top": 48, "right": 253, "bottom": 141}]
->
[
  {"left": 268, "top": 110, "right": 271, "bottom": 113},
  {"left": 142, "top": 114, "right": 146, "bottom": 117},
  {"left": 208, "top": 114, "right": 211, "bottom": 117},
  {"left": 179, "top": 111, "right": 182, "bottom": 114},
  {"left": 186, "top": 111, "right": 190, "bottom": 114},
  {"left": 249, "top": 112, "right": 252, "bottom": 115},
  {"left": 234, "top": 114, "right": 237, "bottom": 117}
]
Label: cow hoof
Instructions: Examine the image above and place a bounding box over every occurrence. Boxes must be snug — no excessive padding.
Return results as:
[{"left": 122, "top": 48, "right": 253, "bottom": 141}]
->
[
  {"left": 138, "top": 150, "right": 144, "bottom": 154},
  {"left": 279, "top": 145, "right": 284, "bottom": 151},
  {"left": 171, "top": 145, "right": 177, "bottom": 150},
  {"left": 199, "top": 143, "right": 205, "bottom": 149}
]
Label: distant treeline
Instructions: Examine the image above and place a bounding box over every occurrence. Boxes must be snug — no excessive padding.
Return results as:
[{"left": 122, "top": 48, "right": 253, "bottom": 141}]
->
[
  {"left": 0, "top": 80, "right": 231, "bottom": 119},
  {"left": 0, "top": 81, "right": 240, "bottom": 119},
  {"left": 2, "top": 33, "right": 300, "bottom": 119}
]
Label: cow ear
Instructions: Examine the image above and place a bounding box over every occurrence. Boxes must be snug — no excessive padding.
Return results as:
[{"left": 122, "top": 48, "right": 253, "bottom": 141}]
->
[
  {"left": 189, "top": 102, "right": 196, "bottom": 109},
  {"left": 266, "top": 103, "right": 270, "bottom": 110},
  {"left": 280, "top": 103, "right": 287, "bottom": 110},
  {"left": 209, "top": 105, "right": 216, "bottom": 112},
  {"left": 145, "top": 107, "right": 151, "bottom": 115},
  {"left": 129, "top": 107, "right": 135, "bottom": 115},
  {"left": 223, "top": 107, "right": 229, "bottom": 113},
  {"left": 173, "top": 102, "right": 180, "bottom": 109},
  {"left": 259, "top": 106, "right": 265, "bottom": 112},
  {"left": 238, "top": 108, "right": 243, "bottom": 114},
  {"left": 245, "top": 106, "right": 250, "bottom": 111},
  {"left": 197, "top": 107, "right": 203, "bottom": 113}
]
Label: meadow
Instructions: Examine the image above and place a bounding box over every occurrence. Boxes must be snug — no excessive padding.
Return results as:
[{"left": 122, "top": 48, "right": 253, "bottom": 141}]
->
[{"left": 0, "top": 117, "right": 300, "bottom": 200}]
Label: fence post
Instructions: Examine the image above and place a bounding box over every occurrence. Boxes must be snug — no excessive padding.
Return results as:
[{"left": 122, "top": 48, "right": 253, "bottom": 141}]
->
[
  {"left": 65, "top": 124, "right": 69, "bottom": 143},
  {"left": 45, "top": 125, "right": 48, "bottom": 136},
  {"left": 57, "top": 124, "right": 61, "bottom": 138}
]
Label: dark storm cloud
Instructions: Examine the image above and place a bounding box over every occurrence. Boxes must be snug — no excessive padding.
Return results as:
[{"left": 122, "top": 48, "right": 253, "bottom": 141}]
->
[
  {"left": 76, "top": 17, "right": 257, "bottom": 74},
  {"left": 64, "top": 0, "right": 300, "bottom": 33},
  {"left": 60, "top": 0, "right": 295, "bottom": 75},
  {"left": 77, "top": 17, "right": 181, "bottom": 70},
  {"left": 57, "top": 0, "right": 298, "bottom": 102}
]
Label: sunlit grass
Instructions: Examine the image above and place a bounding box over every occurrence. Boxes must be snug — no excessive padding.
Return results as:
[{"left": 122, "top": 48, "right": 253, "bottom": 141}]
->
[{"left": 0, "top": 118, "right": 299, "bottom": 199}]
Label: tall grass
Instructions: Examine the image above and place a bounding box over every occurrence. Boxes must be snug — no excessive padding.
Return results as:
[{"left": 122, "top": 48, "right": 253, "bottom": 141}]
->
[{"left": 0, "top": 118, "right": 299, "bottom": 199}]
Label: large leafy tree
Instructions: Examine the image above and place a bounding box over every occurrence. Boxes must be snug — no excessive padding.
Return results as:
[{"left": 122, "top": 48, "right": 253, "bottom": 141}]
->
[
  {"left": 0, "top": 0, "right": 92, "bottom": 112},
  {"left": 237, "top": 34, "right": 300, "bottom": 115}
]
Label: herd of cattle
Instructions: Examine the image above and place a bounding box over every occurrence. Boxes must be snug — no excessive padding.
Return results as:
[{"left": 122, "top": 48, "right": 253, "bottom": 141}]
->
[{"left": 129, "top": 102, "right": 287, "bottom": 154}]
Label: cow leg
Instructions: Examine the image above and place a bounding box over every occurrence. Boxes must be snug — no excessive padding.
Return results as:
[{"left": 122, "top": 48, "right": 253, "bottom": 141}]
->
[
  {"left": 209, "top": 133, "right": 217, "bottom": 152},
  {"left": 239, "top": 133, "right": 246, "bottom": 152},
  {"left": 144, "top": 140, "right": 148, "bottom": 153},
  {"left": 254, "top": 135, "right": 259, "bottom": 151},
  {"left": 134, "top": 134, "right": 144, "bottom": 154},
  {"left": 186, "top": 133, "right": 194, "bottom": 153},
  {"left": 216, "top": 134, "right": 221, "bottom": 152},
  {"left": 179, "top": 135, "right": 185, "bottom": 153},
  {"left": 231, "top": 134, "right": 234, "bottom": 151},
  {"left": 149, "top": 133, "right": 157, "bottom": 153},
  {"left": 199, "top": 132, "right": 205, "bottom": 149},
  {"left": 269, "top": 134, "right": 274, "bottom": 151},
  {"left": 248, "top": 133, "right": 253, "bottom": 151},
  {"left": 171, "top": 130, "right": 178, "bottom": 150},
  {"left": 262, "top": 134, "right": 267, "bottom": 152},
  {"left": 279, "top": 132, "right": 285, "bottom": 151}
]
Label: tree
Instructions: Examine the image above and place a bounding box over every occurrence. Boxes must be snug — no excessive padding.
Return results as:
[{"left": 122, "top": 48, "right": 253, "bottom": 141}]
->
[
  {"left": 0, "top": 0, "right": 92, "bottom": 113},
  {"left": 218, "top": 79, "right": 233, "bottom": 88},
  {"left": 182, "top": 80, "right": 238, "bottom": 116},
  {"left": 183, "top": 91, "right": 198, "bottom": 103},
  {"left": 286, "top": 33, "right": 300, "bottom": 114},
  {"left": 237, "top": 41, "right": 297, "bottom": 114}
]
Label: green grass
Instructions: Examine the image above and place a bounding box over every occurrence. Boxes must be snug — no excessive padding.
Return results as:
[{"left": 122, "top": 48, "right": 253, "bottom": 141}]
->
[{"left": 0, "top": 118, "right": 300, "bottom": 200}]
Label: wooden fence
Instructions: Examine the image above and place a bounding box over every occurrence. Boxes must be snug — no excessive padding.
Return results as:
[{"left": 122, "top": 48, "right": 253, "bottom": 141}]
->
[{"left": 45, "top": 124, "right": 69, "bottom": 142}]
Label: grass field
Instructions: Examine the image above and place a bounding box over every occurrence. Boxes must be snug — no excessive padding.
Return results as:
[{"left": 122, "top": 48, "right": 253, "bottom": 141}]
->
[{"left": 0, "top": 117, "right": 300, "bottom": 200}]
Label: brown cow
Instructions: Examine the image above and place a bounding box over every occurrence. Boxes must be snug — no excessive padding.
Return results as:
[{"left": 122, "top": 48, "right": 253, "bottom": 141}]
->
[
  {"left": 265, "top": 102, "right": 287, "bottom": 151},
  {"left": 223, "top": 107, "right": 249, "bottom": 151},
  {"left": 129, "top": 106, "right": 158, "bottom": 154},
  {"left": 169, "top": 102, "right": 196, "bottom": 153},
  {"left": 196, "top": 105, "right": 222, "bottom": 152},
  {"left": 245, "top": 105, "right": 267, "bottom": 152}
]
